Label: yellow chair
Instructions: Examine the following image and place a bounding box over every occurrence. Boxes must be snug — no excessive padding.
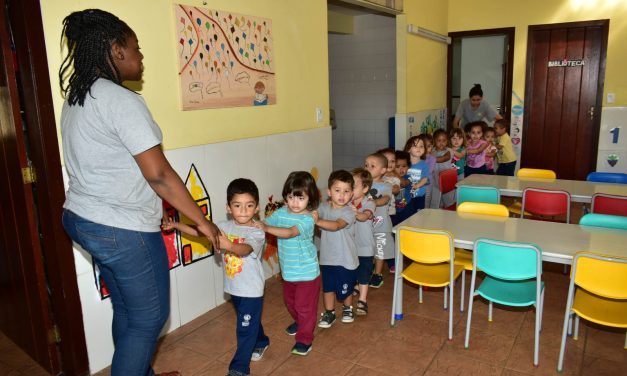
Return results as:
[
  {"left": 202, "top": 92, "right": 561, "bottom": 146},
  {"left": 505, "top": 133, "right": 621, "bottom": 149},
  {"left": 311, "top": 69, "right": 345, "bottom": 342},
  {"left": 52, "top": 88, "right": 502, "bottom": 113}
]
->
[
  {"left": 557, "top": 252, "right": 627, "bottom": 372},
  {"left": 455, "top": 202, "right": 510, "bottom": 312},
  {"left": 508, "top": 168, "right": 557, "bottom": 217},
  {"left": 390, "top": 227, "right": 464, "bottom": 339}
]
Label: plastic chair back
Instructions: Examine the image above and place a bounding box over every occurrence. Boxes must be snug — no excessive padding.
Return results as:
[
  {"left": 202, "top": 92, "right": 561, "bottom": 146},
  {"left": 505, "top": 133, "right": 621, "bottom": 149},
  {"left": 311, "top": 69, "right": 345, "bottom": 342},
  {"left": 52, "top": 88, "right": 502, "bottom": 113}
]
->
[
  {"left": 398, "top": 227, "right": 452, "bottom": 264},
  {"left": 573, "top": 252, "right": 627, "bottom": 299},
  {"left": 474, "top": 238, "right": 541, "bottom": 281},
  {"left": 591, "top": 193, "right": 627, "bottom": 216},
  {"left": 586, "top": 172, "right": 627, "bottom": 184},
  {"left": 439, "top": 168, "right": 458, "bottom": 195},
  {"left": 517, "top": 168, "right": 556, "bottom": 179},
  {"left": 457, "top": 185, "right": 500, "bottom": 205},
  {"left": 579, "top": 213, "right": 627, "bottom": 230},
  {"left": 522, "top": 188, "right": 571, "bottom": 222},
  {"left": 457, "top": 202, "right": 509, "bottom": 217}
]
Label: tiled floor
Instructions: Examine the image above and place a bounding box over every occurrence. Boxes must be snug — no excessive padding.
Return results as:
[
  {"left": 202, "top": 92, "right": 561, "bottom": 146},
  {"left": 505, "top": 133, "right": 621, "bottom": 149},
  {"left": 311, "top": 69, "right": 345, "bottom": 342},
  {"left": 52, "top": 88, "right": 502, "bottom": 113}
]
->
[{"left": 5, "top": 265, "right": 625, "bottom": 376}]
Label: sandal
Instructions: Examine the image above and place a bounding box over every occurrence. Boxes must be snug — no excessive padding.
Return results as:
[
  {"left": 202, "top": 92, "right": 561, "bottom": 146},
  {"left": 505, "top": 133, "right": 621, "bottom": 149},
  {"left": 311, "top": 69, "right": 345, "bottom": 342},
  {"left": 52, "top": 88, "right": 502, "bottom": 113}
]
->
[{"left": 355, "top": 300, "right": 368, "bottom": 316}]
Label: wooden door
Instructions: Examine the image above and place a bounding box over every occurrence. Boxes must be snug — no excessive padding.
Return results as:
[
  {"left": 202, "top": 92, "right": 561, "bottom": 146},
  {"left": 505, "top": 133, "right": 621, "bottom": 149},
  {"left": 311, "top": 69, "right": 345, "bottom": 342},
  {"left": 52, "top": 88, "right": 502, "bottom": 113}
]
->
[
  {"left": 522, "top": 20, "right": 608, "bottom": 180},
  {"left": 1, "top": 0, "right": 88, "bottom": 374}
]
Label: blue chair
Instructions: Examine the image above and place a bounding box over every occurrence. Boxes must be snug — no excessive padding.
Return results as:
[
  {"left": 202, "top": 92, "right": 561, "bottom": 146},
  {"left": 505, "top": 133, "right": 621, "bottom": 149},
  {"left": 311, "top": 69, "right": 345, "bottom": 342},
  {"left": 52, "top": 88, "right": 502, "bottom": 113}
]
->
[
  {"left": 580, "top": 213, "right": 627, "bottom": 230},
  {"left": 586, "top": 172, "right": 627, "bottom": 184},
  {"left": 456, "top": 185, "right": 500, "bottom": 206},
  {"left": 465, "top": 238, "right": 544, "bottom": 366}
]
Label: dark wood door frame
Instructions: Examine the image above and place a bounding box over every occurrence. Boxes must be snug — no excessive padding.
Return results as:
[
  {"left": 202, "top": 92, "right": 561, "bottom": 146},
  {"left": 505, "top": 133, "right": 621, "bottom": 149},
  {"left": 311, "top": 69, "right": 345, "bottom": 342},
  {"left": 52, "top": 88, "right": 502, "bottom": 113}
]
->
[
  {"left": 447, "top": 27, "right": 515, "bottom": 129},
  {"left": 5, "top": 0, "right": 89, "bottom": 374},
  {"left": 523, "top": 20, "right": 608, "bottom": 177}
]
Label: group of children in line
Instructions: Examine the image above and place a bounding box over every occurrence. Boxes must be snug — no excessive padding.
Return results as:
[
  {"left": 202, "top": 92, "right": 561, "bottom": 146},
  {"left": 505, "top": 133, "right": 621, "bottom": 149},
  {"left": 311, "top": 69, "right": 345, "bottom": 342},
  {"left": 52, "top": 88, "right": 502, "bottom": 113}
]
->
[{"left": 162, "top": 118, "right": 517, "bottom": 376}]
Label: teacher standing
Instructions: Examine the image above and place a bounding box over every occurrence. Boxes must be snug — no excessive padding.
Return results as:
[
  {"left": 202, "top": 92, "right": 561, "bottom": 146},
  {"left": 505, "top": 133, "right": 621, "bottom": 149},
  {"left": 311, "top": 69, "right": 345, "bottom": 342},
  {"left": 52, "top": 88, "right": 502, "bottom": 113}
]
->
[
  {"left": 453, "top": 84, "right": 503, "bottom": 129},
  {"left": 59, "top": 9, "right": 219, "bottom": 376}
]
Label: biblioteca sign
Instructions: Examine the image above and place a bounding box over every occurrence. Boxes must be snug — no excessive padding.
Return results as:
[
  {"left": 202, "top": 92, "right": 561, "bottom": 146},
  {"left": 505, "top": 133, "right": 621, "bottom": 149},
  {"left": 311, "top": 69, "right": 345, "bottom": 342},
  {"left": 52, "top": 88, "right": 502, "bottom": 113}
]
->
[{"left": 548, "top": 59, "right": 585, "bottom": 67}]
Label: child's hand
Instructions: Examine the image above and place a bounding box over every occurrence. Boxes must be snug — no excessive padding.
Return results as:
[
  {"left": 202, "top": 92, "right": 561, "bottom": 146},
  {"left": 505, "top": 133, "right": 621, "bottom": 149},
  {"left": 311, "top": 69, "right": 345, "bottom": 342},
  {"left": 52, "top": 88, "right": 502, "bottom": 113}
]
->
[
  {"left": 253, "top": 220, "right": 267, "bottom": 232},
  {"left": 216, "top": 230, "right": 230, "bottom": 253},
  {"left": 161, "top": 216, "right": 176, "bottom": 232},
  {"left": 311, "top": 210, "right": 319, "bottom": 223}
]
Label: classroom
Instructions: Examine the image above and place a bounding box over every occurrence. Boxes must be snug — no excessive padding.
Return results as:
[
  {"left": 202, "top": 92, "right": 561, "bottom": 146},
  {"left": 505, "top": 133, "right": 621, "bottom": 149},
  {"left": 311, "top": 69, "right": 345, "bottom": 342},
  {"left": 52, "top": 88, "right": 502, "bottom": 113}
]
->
[{"left": 1, "top": 0, "right": 626, "bottom": 375}]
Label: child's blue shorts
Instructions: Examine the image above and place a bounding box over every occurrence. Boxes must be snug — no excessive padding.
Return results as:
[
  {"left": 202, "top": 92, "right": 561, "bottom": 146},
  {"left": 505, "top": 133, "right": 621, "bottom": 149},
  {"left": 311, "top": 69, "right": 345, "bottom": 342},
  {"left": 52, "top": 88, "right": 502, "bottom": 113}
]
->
[{"left": 321, "top": 265, "right": 358, "bottom": 301}]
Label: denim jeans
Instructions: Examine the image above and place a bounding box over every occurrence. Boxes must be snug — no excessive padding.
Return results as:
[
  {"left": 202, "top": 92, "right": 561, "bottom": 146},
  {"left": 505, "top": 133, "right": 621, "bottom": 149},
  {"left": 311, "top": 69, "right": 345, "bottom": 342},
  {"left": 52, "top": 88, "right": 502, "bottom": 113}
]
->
[{"left": 62, "top": 209, "right": 169, "bottom": 376}]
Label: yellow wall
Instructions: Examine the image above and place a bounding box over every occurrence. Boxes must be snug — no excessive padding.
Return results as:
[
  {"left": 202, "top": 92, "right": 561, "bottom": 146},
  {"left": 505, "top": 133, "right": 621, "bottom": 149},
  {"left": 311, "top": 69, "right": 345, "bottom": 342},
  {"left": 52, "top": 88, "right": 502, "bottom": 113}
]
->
[
  {"left": 448, "top": 0, "right": 627, "bottom": 107},
  {"left": 400, "top": 0, "right": 449, "bottom": 113},
  {"left": 41, "top": 0, "right": 329, "bottom": 150}
]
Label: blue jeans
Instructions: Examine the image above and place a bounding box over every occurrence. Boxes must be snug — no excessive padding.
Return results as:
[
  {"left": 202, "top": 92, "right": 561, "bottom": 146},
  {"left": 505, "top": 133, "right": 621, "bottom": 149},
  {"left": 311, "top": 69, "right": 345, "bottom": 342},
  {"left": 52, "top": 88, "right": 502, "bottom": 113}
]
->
[
  {"left": 230, "top": 296, "right": 269, "bottom": 374},
  {"left": 62, "top": 210, "right": 169, "bottom": 376}
]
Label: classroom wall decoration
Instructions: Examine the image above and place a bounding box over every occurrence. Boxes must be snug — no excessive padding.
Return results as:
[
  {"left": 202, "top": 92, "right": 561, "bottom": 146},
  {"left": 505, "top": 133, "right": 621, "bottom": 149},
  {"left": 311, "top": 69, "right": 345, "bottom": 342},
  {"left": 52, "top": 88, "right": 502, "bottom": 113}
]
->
[{"left": 174, "top": 4, "right": 276, "bottom": 110}]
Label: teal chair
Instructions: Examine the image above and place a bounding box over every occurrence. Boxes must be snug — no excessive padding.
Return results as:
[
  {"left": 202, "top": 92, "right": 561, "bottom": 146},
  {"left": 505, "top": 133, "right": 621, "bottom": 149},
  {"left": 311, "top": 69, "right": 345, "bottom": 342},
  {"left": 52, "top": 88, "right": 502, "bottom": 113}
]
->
[
  {"left": 580, "top": 213, "right": 627, "bottom": 230},
  {"left": 457, "top": 185, "right": 500, "bottom": 206},
  {"left": 465, "top": 238, "right": 544, "bottom": 366}
]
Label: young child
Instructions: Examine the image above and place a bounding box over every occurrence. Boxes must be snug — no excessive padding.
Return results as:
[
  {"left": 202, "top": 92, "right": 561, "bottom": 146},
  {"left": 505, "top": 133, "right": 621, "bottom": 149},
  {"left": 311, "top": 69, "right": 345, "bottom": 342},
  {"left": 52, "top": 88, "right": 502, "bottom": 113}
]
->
[
  {"left": 255, "top": 171, "right": 320, "bottom": 356},
  {"left": 163, "top": 178, "right": 268, "bottom": 376},
  {"left": 483, "top": 127, "right": 497, "bottom": 174},
  {"left": 392, "top": 150, "right": 413, "bottom": 226},
  {"left": 350, "top": 168, "right": 375, "bottom": 316},
  {"left": 430, "top": 129, "right": 453, "bottom": 208},
  {"left": 377, "top": 147, "right": 402, "bottom": 200},
  {"left": 494, "top": 119, "right": 518, "bottom": 176},
  {"left": 421, "top": 134, "right": 437, "bottom": 209},
  {"left": 449, "top": 128, "right": 466, "bottom": 181},
  {"left": 314, "top": 170, "right": 358, "bottom": 327},
  {"left": 364, "top": 153, "right": 395, "bottom": 288},
  {"left": 465, "top": 121, "right": 490, "bottom": 177},
  {"left": 404, "top": 136, "right": 429, "bottom": 213}
]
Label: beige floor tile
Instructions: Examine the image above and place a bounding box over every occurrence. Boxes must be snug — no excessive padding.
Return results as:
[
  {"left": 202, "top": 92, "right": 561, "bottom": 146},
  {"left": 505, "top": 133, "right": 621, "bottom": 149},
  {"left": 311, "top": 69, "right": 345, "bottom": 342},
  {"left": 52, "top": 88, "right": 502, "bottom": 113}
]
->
[
  {"left": 269, "top": 349, "right": 355, "bottom": 376},
  {"left": 152, "top": 345, "right": 214, "bottom": 375},
  {"left": 354, "top": 335, "right": 435, "bottom": 375},
  {"left": 423, "top": 348, "right": 503, "bottom": 376}
]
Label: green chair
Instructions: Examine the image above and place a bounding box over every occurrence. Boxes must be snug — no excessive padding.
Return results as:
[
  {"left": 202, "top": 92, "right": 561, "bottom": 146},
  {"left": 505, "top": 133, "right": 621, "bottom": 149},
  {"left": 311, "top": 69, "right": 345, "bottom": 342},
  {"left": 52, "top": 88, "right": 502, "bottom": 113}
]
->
[
  {"left": 465, "top": 238, "right": 544, "bottom": 366},
  {"left": 457, "top": 185, "right": 500, "bottom": 206},
  {"left": 579, "top": 213, "right": 627, "bottom": 230}
]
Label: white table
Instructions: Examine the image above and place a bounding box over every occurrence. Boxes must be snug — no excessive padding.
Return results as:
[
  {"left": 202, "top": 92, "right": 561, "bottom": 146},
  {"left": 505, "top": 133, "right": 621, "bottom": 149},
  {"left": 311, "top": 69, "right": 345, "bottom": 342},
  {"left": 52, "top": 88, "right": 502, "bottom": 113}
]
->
[
  {"left": 390, "top": 209, "right": 627, "bottom": 322},
  {"left": 457, "top": 174, "right": 627, "bottom": 203}
]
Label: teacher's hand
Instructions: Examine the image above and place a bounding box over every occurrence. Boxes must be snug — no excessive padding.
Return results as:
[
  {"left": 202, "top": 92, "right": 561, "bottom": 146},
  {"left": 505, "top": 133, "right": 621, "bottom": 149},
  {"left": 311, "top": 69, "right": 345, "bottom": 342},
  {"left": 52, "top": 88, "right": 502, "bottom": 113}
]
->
[{"left": 197, "top": 220, "right": 221, "bottom": 249}]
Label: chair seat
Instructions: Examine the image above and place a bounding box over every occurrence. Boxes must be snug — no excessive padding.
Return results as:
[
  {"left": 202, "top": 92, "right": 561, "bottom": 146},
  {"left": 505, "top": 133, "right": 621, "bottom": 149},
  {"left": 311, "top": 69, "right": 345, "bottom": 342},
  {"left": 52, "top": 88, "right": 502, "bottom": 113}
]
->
[
  {"left": 507, "top": 201, "right": 533, "bottom": 217},
  {"left": 454, "top": 248, "right": 474, "bottom": 271},
  {"left": 444, "top": 204, "right": 456, "bottom": 211},
  {"left": 476, "top": 276, "right": 544, "bottom": 306},
  {"left": 572, "top": 288, "right": 627, "bottom": 328},
  {"left": 402, "top": 262, "right": 464, "bottom": 287}
]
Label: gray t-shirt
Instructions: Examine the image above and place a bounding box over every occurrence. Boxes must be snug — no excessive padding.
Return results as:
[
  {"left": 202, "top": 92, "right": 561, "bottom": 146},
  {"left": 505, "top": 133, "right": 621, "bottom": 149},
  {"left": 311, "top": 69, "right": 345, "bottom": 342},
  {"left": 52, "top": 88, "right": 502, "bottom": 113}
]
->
[
  {"left": 371, "top": 181, "right": 393, "bottom": 233},
  {"left": 354, "top": 198, "right": 376, "bottom": 257},
  {"left": 455, "top": 99, "right": 498, "bottom": 128},
  {"left": 433, "top": 148, "right": 453, "bottom": 188},
  {"left": 217, "top": 220, "right": 266, "bottom": 298},
  {"left": 317, "top": 202, "right": 358, "bottom": 269},
  {"left": 62, "top": 79, "right": 163, "bottom": 232}
]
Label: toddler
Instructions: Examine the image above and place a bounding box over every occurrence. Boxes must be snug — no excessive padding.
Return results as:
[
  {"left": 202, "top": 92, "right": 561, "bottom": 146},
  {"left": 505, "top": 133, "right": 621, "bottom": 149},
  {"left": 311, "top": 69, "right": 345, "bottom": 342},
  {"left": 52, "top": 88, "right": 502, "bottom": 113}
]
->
[
  {"left": 464, "top": 121, "right": 490, "bottom": 177},
  {"left": 350, "top": 168, "right": 375, "bottom": 316},
  {"left": 421, "top": 134, "right": 436, "bottom": 209},
  {"left": 494, "top": 119, "right": 517, "bottom": 176},
  {"left": 364, "top": 153, "right": 395, "bottom": 289},
  {"left": 404, "top": 136, "right": 429, "bottom": 213},
  {"left": 163, "top": 178, "right": 268, "bottom": 376},
  {"left": 430, "top": 129, "right": 453, "bottom": 208},
  {"left": 315, "top": 170, "right": 358, "bottom": 327},
  {"left": 255, "top": 171, "right": 320, "bottom": 356},
  {"left": 484, "top": 127, "right": 497, "bottom": 174},
  {"left": 391, "top": 150, "right": 413, "bottom": 226},
  {"left": 449, "top": 128, "right": 466, "bottom": 181}
]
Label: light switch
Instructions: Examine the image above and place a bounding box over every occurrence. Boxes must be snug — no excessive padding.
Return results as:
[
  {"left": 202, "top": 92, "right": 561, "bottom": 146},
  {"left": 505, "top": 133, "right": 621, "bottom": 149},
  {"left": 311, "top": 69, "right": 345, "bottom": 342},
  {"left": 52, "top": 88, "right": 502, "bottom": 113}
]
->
[{"left": 607, "top": 93, "right": 615, "bottom": 103}]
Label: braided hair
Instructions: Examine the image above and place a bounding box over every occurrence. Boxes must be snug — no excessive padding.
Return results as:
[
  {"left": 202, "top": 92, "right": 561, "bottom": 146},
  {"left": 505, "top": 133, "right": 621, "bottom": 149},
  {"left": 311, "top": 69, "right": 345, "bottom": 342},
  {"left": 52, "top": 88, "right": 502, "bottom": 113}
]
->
[{"left": 59, "top": 9, "right": 133, "bottom": 106}]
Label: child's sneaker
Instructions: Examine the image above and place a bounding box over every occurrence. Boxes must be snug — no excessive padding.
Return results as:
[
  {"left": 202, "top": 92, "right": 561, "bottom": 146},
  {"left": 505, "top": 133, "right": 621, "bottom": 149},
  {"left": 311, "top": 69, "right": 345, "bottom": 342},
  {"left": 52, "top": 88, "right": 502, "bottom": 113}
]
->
[
  {"left": 251, "top": 344, "right": 269, "bottom": 361},
  {"left": 341, "top": 305, "right": 354, "bottom": 323},
  {"left": 318, "top": 310, "right": 336, "bottom": 328},
  {"left": 369, "top": 273, "right": 384, "bottom": 288},
  {"left": 355, "top": 300, "right": 368, "bottom": 316},
  {"left": 291, "top": 342, "right": 312, "bottom": 356},
  {"left": 285, "top": 322, "right": 298, "bottom": 336},
  {"left": 225, "top": 370, "right": 248, "bottom": 376},
  {"left": 389, "top": 265, "right": 396, "bottom": 273}
]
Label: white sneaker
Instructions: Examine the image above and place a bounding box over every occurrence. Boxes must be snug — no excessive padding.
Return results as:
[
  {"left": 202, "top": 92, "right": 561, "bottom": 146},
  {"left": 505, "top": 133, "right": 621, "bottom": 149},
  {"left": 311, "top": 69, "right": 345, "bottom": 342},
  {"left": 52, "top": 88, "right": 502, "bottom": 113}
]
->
[{"left": 251, "top": 345, "right": 269, "bottom": 361}]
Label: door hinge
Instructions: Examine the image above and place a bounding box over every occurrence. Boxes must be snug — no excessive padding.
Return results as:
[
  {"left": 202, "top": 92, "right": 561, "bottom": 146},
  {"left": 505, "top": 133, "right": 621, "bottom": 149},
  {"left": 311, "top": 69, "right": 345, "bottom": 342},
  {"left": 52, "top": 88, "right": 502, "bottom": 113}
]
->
[
  {"left": 22, "top": 165, "right": 37, "bottom": 184},
  {"left": 48, "top": 325, "right": 61, "bottom": 344}
]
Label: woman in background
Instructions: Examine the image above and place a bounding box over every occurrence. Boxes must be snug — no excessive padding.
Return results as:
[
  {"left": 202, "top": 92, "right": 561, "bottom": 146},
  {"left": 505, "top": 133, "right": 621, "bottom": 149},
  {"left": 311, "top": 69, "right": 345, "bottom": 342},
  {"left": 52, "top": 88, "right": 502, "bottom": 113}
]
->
[{"left": 453, "top": 83, "right": 503, "bottom": 129}]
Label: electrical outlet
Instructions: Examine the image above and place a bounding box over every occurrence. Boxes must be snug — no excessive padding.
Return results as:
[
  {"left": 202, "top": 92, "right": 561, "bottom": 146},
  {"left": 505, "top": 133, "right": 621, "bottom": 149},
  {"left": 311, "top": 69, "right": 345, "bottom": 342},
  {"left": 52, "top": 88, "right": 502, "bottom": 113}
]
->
[
  {"left": 316, "top": 107, "right": 323, "bottom": 123},
  {"left": 607, "top": 93, "right": 615, "bottom": 103}
]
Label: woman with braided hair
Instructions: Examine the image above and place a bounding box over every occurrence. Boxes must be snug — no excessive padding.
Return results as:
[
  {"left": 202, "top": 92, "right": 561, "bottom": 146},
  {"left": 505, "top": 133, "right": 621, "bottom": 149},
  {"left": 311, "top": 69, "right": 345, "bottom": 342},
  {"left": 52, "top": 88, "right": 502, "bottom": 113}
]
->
[{"left": 59, "top": 9, "right": 219, "bottom": 376}]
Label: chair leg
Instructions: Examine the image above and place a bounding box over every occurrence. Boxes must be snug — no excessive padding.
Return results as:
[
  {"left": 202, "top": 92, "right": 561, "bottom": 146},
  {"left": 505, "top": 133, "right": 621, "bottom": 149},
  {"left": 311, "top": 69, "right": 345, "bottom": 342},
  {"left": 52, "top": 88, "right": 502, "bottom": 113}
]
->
[
  {"left": 567, "top": 314, "right": 572, "bottom": 336},
  {"left": 488, "top": 301, "right": 493, "bottom": 322},
  {"left": 533, "top": 288, "right": 544, "bottom": 366},
  {"left": 464, "top": 270, "right": 478, "bottom": 349},
  {"left": 558, "top": 286, "right": 576, "bottom": 372},
  {"left": 444, "top": 286, "right": 448, "bottom": 310},
  {"left": 624, "top": 331, "right": 627, "bottom": 349},
  {"left": 419, "top": 285, "right": 423, "bottom": 304},
  {"left": 573, "top": 315, "right": 580, "bottom": 340},
  {"left": 448, "top": 281, "right": 454, "bottom": 340},
  {"left": 460, "top": 270, "right": 465, "bottom": 312}
]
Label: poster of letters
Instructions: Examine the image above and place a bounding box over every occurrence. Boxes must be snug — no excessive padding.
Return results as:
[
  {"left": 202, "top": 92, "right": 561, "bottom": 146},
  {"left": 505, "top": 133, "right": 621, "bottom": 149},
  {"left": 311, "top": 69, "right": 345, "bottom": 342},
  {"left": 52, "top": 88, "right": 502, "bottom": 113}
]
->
[{"left": 174, "top": 4, "right": 276, "bottom": 110}]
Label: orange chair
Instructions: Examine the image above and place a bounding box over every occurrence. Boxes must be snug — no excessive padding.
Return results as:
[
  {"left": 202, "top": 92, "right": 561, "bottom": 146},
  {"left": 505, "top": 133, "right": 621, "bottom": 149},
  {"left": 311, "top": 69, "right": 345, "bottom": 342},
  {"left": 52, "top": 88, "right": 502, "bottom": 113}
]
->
[
  {"left": 591, "top": 193, "right": 627, "bottom": 216},
  {"left": 521, "top": 187, "right": 571, "bottom": 223}
]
